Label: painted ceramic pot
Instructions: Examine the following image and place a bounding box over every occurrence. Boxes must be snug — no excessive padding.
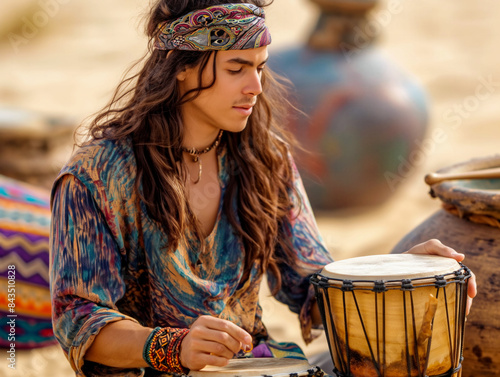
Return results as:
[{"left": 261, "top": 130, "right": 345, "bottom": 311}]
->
[
  {"left": 309, "top": 0, "right": 378, "bottom": 14},
  {"left": 270, "top": 0, "right": 428, "bottom": 210},
  {"left": 392, "top": 155, "right": 500, "bottom": 377}
]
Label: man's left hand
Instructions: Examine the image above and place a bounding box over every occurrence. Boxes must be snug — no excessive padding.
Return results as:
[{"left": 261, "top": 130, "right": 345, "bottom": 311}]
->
[{"left": 404, "top": 239, "right": 477, "bottom": 315}]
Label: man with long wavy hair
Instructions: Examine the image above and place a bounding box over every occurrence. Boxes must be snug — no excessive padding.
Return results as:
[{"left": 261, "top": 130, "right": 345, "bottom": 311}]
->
[{"left": 49, "top": 1, "right": 476, "bottom": 376}]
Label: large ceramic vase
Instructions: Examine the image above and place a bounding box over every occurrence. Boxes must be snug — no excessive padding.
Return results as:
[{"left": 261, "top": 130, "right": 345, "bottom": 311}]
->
[
  {"left": 270, "top": 0, "right": 428, "bottom": 210},
  {"left": 392, "top": 155, "right": 500, "bottom": 377}
]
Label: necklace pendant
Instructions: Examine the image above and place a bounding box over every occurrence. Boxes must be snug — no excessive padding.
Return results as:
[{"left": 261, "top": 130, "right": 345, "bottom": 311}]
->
[
  {"left": 181, "top": 129, "right": 223, "bottom": 185},
  {"left": 193, "top": 158, "right": 202, "bottom": 184}
]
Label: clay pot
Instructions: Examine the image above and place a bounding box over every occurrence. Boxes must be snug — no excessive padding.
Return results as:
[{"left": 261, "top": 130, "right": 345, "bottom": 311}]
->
[
  {"left": 392, "top": 156, "right": 500, "bottom": 377},
  {"left": 270, "top": 0, "right": 428, "bottom": 210},
  {"left": 0, "top": 107, "right": 75, "bottom": 189}
]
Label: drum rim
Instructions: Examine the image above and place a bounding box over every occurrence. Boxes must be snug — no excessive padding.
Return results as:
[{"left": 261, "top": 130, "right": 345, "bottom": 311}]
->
[
  {"left": 431, "top": 154, "right": 500, "bottom": 217},
  {"left": 187, "top": 358, "right": 317, "bottom": 377}
]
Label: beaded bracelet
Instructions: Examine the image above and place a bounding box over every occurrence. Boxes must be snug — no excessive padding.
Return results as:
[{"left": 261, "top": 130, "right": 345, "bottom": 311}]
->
[{"left": 143, "top": 326, "right": 190, "bottom": 374}]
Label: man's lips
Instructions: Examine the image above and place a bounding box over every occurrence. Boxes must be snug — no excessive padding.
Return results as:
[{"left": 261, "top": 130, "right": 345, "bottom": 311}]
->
[{"left": 233, "top": 104, "right": 255, "bottom": 116}]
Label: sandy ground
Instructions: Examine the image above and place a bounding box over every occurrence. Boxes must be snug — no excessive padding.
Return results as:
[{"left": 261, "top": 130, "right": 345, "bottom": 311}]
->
[{"left": 1, "top": 0, "right": 500, "bottom": 375}]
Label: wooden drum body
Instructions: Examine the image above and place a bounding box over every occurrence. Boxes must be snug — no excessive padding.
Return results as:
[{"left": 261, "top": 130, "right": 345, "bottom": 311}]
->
[{"left": 311, "top": 254, "right": 471, "bottom": 377}]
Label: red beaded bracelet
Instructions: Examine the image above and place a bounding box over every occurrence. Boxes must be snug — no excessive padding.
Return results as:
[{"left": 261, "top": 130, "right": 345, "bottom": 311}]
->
[{"left": 143, "top": 327, "right": 190, "bottom": 374}]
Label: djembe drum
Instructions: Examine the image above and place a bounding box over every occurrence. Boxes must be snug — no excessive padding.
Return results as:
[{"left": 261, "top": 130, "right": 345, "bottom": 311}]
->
[
  {"left": 311, "top": 254, "right": 471, "bottom": 377},
  {"left": 188, "top": 358, "right": 324, "bottom": 377}
]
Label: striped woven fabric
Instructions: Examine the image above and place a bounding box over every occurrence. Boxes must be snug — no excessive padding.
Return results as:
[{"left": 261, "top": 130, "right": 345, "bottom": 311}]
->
[{"left": 0, "top": 174, "right": 55, "bottom": 349}]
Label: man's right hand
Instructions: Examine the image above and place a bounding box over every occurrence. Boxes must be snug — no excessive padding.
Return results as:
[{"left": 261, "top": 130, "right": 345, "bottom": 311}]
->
[{"left": 179, "top": 315, "right": 253, "bottom": 371}]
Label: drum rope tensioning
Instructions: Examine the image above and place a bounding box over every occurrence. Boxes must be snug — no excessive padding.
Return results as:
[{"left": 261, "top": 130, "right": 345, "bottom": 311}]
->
[{"left": 311, "top": 254, "right": 471, "bottom": 377}]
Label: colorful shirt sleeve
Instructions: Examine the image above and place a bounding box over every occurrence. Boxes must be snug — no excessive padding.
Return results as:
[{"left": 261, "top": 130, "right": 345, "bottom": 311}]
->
[
  {"left": 267, "top": 155, "right": 334, "bottom": 344},
  {"left": 50, "top": 174, "right": 142, "bottom": 376}
]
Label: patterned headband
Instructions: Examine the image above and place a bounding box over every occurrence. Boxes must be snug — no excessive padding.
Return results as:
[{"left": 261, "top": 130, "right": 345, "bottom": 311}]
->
[{"left": 154, "top": 3, "right": 272, "bottom": 51}]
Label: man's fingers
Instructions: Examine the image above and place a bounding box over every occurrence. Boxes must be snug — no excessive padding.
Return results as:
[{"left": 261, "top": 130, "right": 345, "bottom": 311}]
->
[
  {"left": 466, "top": 297, "right": 473, "bottom": 316},
  {"left": 468, "top": 271, "right": 477, "bottom": 298},
  {"left": 190, "top": 327, "right": 242, "bottom": 355},
  {"left": 198, "top": 353, "right": 230, "bottom": 368},
  {"left": 196, "top": 339, "right": 235, "bottom": 360},
  {"left": 182, "top": 350, "right": 230, "bottom": 371},
  {"left": 196, "top": 316, "right": 252, "bottom": 349},
  {"left": 406, "top": 239, "right": 465, "bottom": 262},
  {"left": 465, "top": 271, "right": 477, "bottom": 316},
  {"left": 422, "top": 239, "right": 459, "bottom": 259}
]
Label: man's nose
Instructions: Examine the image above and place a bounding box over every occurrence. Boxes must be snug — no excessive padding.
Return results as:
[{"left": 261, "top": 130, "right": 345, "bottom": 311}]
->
[{"left": 243, "top": 70, "right": 263, "bottom": 97}]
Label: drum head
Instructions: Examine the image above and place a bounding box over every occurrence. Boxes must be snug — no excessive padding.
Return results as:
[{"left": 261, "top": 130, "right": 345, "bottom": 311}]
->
[
  {"left": 188, "top": 358, "right": 315, "bottom": 377},
  {"left": 321, "top": 253, "right": 460, "bottom": 281}
]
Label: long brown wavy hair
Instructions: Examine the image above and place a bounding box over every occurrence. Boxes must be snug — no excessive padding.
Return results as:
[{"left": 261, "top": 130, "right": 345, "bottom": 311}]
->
[{"left": 81, "top": 0, "right": 301, "bottom": 292}]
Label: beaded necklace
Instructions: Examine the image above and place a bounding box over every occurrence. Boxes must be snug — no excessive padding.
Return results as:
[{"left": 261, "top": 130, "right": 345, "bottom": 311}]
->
[{"left": 181, "top": 130, "right": 223, "bottom": 184}]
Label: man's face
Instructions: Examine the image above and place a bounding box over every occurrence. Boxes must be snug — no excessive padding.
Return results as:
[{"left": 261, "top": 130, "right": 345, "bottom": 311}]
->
[{"left": 177, "top": 46, "right": 268, "bottom": 136}]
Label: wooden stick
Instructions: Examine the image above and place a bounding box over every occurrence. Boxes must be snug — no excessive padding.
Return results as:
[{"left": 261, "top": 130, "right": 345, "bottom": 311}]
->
[
  {"left": 424, "top": 167, "right": 500, "bottom": 185},
  {"left": 417, "top": 294, "right": 439, "bottom": 373},
  {"left": 418, "top": 294, "right": 438, "bottom": 345}
]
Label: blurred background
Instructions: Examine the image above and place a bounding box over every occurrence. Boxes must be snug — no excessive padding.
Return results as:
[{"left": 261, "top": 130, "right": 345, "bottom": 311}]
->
[{"left": 1, "top": 0, "right": 499, "bottom": 376}]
